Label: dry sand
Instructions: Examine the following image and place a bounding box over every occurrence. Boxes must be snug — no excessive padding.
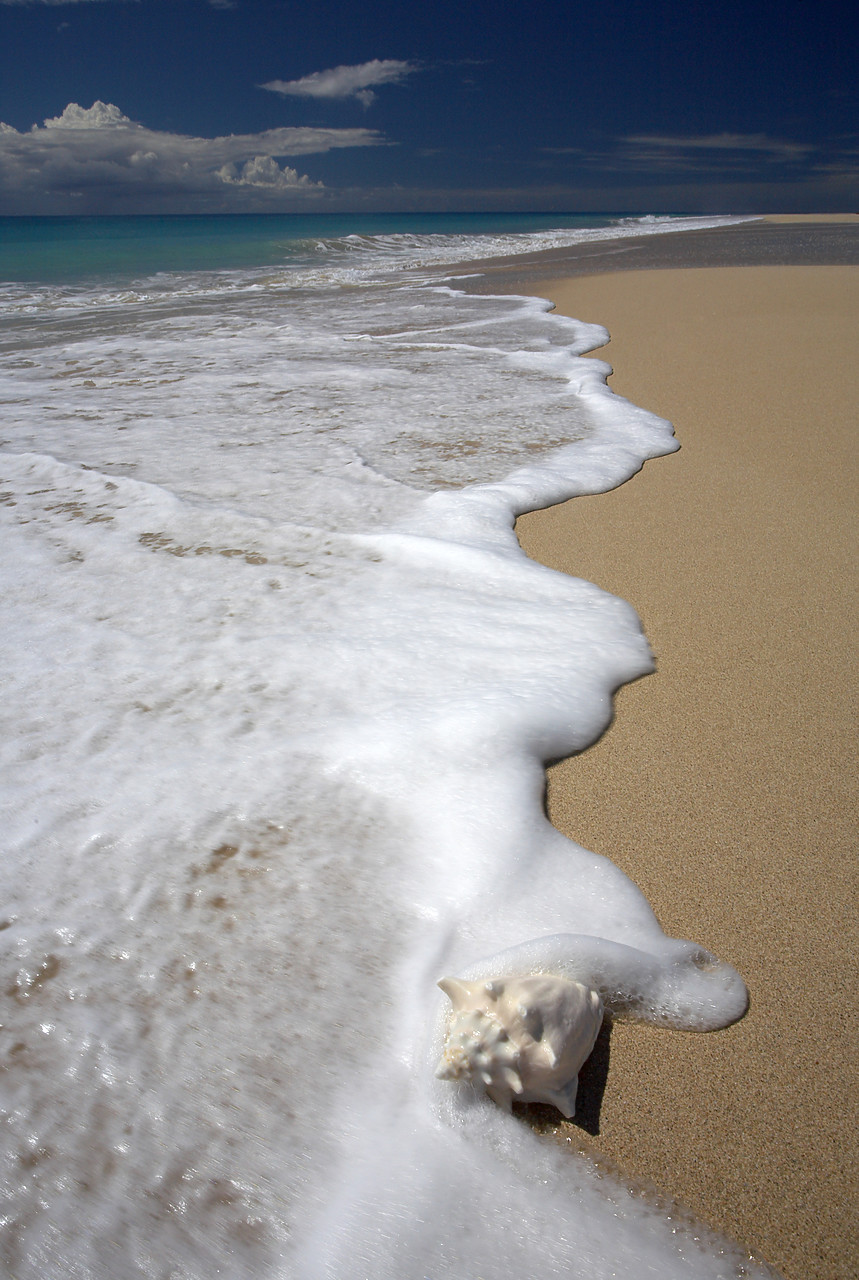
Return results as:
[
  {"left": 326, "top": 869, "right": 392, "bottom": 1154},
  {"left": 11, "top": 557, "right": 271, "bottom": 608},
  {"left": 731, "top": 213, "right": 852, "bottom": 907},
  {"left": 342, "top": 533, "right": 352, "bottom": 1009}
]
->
[
  {"left": 765, "top": 213, "right": 859, "bottom": 223},
  {"left": 511, "top": 265, "right": 857, "bottom": 1280}
]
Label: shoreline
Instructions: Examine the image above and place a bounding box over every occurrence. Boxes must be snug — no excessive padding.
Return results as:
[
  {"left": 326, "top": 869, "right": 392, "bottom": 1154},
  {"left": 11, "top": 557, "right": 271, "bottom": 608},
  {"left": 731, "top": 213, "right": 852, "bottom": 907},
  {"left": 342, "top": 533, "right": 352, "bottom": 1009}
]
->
[
  {"left": 487, "top": 242, "right": 857, "bottom": 1280},
  {"left": 446, "top": 213, "right": 858, "bottom": 293}
]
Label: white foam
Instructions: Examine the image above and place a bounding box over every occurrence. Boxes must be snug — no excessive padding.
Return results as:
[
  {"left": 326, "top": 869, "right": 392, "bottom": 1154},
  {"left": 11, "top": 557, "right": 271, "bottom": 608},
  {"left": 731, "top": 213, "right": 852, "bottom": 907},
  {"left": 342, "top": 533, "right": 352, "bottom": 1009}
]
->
[
  {"left": 0, "top": 253, "right": 767, "bottom": 1278},
  {"left": 286, "top": 214, "right": 757, "bottom": 282}
]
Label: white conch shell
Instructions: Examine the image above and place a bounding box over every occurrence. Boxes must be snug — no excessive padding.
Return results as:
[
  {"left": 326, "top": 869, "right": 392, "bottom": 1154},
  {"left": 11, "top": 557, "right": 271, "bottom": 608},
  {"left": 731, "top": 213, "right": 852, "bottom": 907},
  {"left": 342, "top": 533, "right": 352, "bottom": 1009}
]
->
[{"left": 435, "top": 973, "right": 603, "bottom": 1117}]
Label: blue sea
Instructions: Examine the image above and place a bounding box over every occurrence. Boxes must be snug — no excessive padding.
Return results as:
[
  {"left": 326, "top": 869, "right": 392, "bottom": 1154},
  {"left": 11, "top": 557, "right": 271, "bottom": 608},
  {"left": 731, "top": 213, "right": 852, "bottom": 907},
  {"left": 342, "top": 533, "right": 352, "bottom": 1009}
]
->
[
  {"left": 1, "top": 211, "right": 655, "bottom": 282},
  {"left": 0, "top": 212, "right": 767, "bottom": 1279}
]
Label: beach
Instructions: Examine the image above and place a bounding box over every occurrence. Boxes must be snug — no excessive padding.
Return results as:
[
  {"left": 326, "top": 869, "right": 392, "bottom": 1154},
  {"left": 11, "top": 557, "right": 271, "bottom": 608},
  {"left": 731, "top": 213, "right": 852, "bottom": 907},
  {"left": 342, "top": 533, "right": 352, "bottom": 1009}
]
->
[
  {"left": 500, "top": 231, "right": 857, "bottom": 1280},
  {"left": 2, "top": 213, "right": 855, "bottom": 1279}
]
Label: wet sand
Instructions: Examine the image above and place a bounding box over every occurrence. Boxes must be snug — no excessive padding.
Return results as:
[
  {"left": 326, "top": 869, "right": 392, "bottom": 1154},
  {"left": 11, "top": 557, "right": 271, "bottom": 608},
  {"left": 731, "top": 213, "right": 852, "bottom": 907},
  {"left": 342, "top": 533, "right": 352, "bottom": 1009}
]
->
[
  {"left": 504, "top": 254, "right": 857, "bottom": 1279},
  {"left": 448, "top": 214, "right": 858, "bottom": 293}
]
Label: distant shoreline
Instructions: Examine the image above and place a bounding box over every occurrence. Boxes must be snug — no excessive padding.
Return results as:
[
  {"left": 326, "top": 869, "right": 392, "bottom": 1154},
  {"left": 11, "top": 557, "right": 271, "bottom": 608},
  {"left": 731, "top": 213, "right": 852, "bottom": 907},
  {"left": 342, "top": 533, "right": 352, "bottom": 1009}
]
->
[
  {"left": 446, "top": 214, "right": 859, "bottom": 293},
  {"left": 479, "top": 235, "right": 857, "bottom": 1280}
]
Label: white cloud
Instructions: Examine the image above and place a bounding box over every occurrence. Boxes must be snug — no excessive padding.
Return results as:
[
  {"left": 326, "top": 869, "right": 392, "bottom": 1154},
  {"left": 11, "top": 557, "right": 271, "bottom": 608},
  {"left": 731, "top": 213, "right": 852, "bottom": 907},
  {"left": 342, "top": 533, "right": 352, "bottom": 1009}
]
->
[
  {"left": 43, "top": 101, "right": 133, "bottom": 128},
  {"left": 217, "top": 155, "right": 317, "bottom": 189},
  {"left": 261, "top": 59, "right": 416, "bottom": 108},
  {"left": 0, "top": 101, "right": 385, "bottom": 212}
]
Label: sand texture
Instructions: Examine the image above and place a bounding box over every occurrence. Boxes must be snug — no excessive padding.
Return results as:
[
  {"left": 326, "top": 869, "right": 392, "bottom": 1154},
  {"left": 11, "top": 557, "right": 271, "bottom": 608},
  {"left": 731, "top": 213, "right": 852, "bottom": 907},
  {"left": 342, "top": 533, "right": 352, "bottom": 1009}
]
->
[
  {"left": 765, "top": 213, "right": 859, "bottom": 223},
  {"left": 512, "top": 265, "right": 857, "bottom": 1280}
]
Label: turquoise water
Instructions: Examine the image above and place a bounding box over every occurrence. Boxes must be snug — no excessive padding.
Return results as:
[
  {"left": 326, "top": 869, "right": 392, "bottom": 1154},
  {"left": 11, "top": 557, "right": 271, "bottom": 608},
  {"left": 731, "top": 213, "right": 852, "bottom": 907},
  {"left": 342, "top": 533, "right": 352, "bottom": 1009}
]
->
[{"left": 0, "top": 211, "right": 626, "bottom": 283}]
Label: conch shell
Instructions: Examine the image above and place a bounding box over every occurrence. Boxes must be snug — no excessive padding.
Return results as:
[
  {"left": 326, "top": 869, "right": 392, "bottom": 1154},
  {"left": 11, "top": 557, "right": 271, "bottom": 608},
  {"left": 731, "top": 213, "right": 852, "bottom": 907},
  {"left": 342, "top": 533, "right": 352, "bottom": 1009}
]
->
[{"left": 435, "top": 973, "right": 603, "bottom": 1117}]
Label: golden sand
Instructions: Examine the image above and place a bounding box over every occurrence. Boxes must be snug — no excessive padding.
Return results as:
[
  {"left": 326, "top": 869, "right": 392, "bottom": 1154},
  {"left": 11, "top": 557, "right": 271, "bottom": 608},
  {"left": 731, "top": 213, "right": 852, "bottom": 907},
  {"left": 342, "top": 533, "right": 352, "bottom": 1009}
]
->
[
  {"left": 513, "top": 265, "right": 858, "bottom": 1280},
  {"left": 765, "top": 213, "right": 859, "bottom": 223}
]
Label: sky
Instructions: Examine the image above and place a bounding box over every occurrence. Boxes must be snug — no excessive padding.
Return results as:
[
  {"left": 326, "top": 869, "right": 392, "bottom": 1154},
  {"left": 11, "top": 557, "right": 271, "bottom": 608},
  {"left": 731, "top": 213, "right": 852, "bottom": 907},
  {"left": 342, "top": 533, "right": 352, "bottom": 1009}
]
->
[{"left": 0, "top": 0, "right": 856, "bottom": 216}]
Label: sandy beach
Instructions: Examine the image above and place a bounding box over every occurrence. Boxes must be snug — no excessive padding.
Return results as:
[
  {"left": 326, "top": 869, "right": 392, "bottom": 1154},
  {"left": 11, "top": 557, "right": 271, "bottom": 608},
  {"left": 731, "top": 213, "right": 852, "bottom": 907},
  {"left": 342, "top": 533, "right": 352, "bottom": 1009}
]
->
[
  {"left": 498, "top": 240, "right": 857, "bottom": 1280},
  {"left": 4, "top": 215, "right": 854, "bottom": 1279}
]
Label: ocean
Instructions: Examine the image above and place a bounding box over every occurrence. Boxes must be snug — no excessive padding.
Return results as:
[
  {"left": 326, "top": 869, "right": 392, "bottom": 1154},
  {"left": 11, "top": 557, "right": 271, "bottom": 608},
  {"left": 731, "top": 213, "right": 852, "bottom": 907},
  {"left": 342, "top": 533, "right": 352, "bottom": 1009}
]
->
[{"left": 0, "top": 212, "right": 769, "bottom": 1279}]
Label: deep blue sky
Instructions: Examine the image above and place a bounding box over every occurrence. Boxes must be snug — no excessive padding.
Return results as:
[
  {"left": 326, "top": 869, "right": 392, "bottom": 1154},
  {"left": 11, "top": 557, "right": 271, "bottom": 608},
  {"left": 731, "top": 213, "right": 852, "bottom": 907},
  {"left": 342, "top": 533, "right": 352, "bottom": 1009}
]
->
[{"left": 1, "top": 0, "right": 856, "bottom": 214}]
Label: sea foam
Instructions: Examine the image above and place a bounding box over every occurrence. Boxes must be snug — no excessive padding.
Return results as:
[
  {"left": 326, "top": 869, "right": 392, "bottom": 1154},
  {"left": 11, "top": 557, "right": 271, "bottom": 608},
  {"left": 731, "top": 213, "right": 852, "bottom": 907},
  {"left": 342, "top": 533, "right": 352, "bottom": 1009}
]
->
[{"left": 0, "top": 235, "right": 768, "bottom": 1278}]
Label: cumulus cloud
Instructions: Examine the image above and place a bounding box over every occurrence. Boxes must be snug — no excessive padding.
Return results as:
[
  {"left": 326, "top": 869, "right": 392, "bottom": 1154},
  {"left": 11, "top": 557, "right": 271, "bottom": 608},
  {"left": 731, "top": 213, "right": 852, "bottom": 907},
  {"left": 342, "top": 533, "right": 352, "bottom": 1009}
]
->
[
  {"left": 0, "top": 101, "right": 385, "bottom": 213},
  {"left": 261, "top": 59, "right": 416, "bottom": 108},
  {"left": 218, "top": 155, "right": 315, "bottom": 189},
  {"left": 42, "top": 101, "right": 132, "bottom": 128}
]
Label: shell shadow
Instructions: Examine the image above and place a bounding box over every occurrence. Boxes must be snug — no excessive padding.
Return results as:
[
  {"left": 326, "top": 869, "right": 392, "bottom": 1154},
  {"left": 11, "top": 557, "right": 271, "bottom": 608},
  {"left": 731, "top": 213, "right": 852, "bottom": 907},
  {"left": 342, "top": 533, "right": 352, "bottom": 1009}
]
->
[
  {"left": 515, "top": 1016, "right": 612, "bottom": 1136},
  {"left": 570, "top": 1016, "right": 612, "bottom": 1134}
]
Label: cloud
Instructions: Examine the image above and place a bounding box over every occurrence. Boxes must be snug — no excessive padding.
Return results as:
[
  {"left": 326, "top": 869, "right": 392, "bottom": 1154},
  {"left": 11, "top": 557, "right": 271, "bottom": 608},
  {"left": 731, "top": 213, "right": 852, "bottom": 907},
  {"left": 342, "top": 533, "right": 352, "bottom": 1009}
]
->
[
  {"left": 537, "top": 131, "right": 824, "bottom": 181},
  {"left": 42, "top": 101, "right": 132, "bottom": 128},
  {"left": 218, "top": 155, "right": 314, "bottom": 189},
  {"left": 261, "top": 59, "right": 416, "bottom": 108},
  {"left": 624, "top": 133, "right": 814, "bottom": 161},
  {"left": 0, "top": 101, "right": 385, "bottom": 213}
]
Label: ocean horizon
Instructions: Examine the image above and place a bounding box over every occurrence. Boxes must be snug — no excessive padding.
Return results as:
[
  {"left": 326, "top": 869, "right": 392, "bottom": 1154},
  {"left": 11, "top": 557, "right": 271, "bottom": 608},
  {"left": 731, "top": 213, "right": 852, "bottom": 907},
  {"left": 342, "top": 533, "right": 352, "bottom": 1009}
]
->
[{"left": 2, "top": 209, "right": 736, "bottom": 283}]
